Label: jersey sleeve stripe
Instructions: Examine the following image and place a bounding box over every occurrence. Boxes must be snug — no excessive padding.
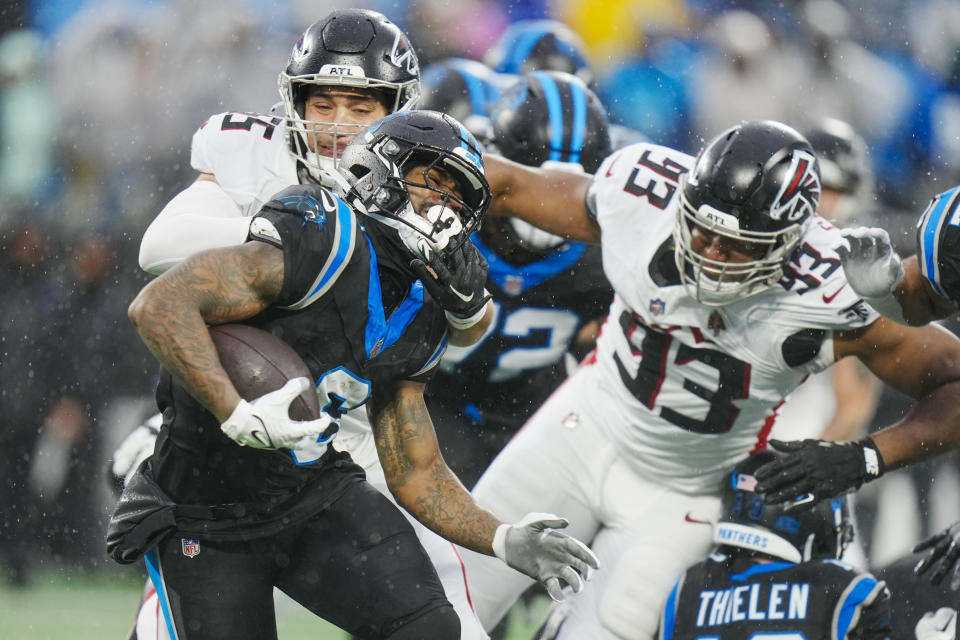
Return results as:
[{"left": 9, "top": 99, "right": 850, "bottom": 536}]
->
[
  {"left": 918, "top": 186, "right": 960, "bottom": 297},
  {"left": 411, "top": 331, "right": 449, "bottom": 378},
  {"left": 832, "top": 574, "right": 885, "bottom": 640},
  {"left": 282, "top": 199, "right": 357, "bottom": 310}
]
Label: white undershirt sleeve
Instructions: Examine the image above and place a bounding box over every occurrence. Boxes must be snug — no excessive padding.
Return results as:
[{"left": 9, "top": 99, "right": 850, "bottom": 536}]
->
[{"left": 138, "top": 179, "right": 251, "bottom": 275}]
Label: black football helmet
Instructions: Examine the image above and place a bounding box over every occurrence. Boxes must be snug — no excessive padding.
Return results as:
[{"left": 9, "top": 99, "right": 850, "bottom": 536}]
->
[
  {"left": 337, "top": 110, "right": 490, "bottom": 263},
  {"left": 419, "top": 57, "right": 512, "bottom": 142},
  {"left": 278, "top": 9, "right": 421, "bottom": 184},
  {"left": 715, "top": 449, "right": 854, "bottom": 562},
  {"left": 487, "top": 70, "right": 611, "bottom": 251},
  {"left": 804, "top": 117, "right": 873, "bottom": 224},
  {"left": 484, "top": 19, "right": 592, "bottom": 85},
  {"left": 675, "top": 120, "right": 821, "bottom": 306}
]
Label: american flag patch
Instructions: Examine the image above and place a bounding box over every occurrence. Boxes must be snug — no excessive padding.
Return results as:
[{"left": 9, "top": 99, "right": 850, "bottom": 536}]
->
[{"left": 733, "top": 473, "right": 757, "bottom": 492}]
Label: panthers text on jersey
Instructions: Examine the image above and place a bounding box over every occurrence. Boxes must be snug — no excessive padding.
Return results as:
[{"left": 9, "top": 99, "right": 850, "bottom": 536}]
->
[
  {"left": 584, "top": 142, "right": 879, "bottom": 493},
  {"left": 146, "top": 185, "right": 448, "bottom": 528},
  {"left": 661, "top": 552, "right": 891, "bottom": 640}
]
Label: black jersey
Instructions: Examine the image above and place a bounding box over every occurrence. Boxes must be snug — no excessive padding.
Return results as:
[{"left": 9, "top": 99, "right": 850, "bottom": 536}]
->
[
  {"left": 874, "top": 553, "right": 960, "bottom": 640},
  {"left": 430, "top": 234, "right": 612, "bottom": 427},
  {"left": 661, "top": 553, "right": 891, "bottom": 640},
  {"left": 148, "top": 186, "right": 448, "bottom": 517}
]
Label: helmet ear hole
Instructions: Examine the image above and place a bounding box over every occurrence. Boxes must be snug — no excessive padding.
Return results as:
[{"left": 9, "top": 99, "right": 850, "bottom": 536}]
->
[{"left": 348, "top": 165, "right": 370, "bottom": 180}]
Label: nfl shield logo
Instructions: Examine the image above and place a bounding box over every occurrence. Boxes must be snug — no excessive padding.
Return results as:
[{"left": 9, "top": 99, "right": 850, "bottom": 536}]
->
[
  {"left": 182, "top": 539, "right": 200, "bottom": 558},
  {"left": 649, "top": 298, "right": 666, "bottom": 316},
  {"left": 503, "top": 274, "right": 524, "bottom": 296}
]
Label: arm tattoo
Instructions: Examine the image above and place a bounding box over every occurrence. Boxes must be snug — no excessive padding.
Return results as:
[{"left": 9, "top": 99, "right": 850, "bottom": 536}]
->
[
  {"left": 372, "top": 386, "right": 499, "bottom": 555},
  {"left": 130, "top": 242, "right": 283, "bottom": 420}
]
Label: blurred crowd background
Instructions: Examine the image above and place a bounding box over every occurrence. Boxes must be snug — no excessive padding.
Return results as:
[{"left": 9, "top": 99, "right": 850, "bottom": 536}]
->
[{"left": 3, "top": 0, "right": 960, "bottom": 590}]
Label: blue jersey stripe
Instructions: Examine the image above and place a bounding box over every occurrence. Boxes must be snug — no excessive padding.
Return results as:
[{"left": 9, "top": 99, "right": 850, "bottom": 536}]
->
[
  {"left": 835, "top": 575, "right": 881, "bottom": 639},
  {"left": 729, "top": 560, "right": 794, "bottom": 582},
  {"left": 473, "top": 234, "right": 587, "bottom": 293},
  {"left": 919, "top": 187, "right": 959, "bottom": 297},
  {"left": 569, "top": 79, "right": 587, "bottom": 165},
  {"left": 285, "top": 197, "right": 356, "bottom": 310},
  {"left": 532, "top": 71, "right": 565, "bottom": 163},
  {"left": 661, "top": 580, "right": 679, "bottom": 640},
  {"left": 145, "top": 550, "right": 179, "bottom": 640},
  {"left": 364, "top": 237, "right": 425, "bottom": 358}
]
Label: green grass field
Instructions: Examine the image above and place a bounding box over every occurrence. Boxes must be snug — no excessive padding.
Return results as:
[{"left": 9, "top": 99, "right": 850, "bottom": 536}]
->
[{"left": 0, "top": 566, "right": 548, "bottom": 639}]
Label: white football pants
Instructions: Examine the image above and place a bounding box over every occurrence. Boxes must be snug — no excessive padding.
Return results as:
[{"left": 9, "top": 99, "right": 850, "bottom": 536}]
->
[{"left": 461, "top": 364, "right": 720, "bottom": 640}]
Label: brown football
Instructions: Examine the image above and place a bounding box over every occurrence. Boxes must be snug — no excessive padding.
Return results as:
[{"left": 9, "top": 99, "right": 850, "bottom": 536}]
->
[{"left": 209, "top": 324, "right": 319, "bottom": 420}]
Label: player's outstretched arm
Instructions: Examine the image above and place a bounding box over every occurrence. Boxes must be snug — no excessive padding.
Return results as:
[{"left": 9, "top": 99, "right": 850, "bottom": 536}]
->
[
  {"left": 484, "top": 153, "right": 601, "bottom": 244},
  {"left": 128, "top": 241, "right": 282, "bottom": 421},
  {"left": 838, "top": 227, "right": 957, "bottom": 326},
  {"left": 756, "top": 317, "right": 960, "bottom": 503},
  {"left": 139, "top": 174, "right": 250, "bottom": 275},
  {"left": 370, "top": 380, "right": 599, "bottom": 600}
]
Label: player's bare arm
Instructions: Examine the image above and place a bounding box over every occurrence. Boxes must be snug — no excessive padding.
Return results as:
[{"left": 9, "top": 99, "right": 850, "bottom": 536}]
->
[
  {"left": 128, "top": 241, "right": 282, "bottom": 421},
  {"left": 369, "top": 379, "right": 500, "bottom": 555},
  {"left": 835, "top": 316, "right": 960, "bottom": 469},
  {"left": 484, "top": 153, "right": 600, "bottom": 243},
  {"left": 897, "top": 255, "right": 960, "bottom": 325}
]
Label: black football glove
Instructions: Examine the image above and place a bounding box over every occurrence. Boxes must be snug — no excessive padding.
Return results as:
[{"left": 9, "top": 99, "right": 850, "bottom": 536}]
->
[
  {"left": 410, "top": 239, "right": 490, "bottom": 321},
  {"left": 914, "top": 520, "right": 960, "bottom": 590},
  {"left": 753, "top": 437, "right": 884, "bottom": 506}
]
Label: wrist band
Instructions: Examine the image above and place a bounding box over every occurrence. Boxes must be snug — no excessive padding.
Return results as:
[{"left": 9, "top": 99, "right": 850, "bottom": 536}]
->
[{"left": 445, "top": 296, "right": 489, "bottom": 331}]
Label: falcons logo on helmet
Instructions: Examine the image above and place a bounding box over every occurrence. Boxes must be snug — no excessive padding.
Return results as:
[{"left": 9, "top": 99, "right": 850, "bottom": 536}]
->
[
  {"left": 389, "top": 32, "right": 418, "bottom": 74},
  {"left": 770, "top": 150, "right": 821, "bottom": 222}
]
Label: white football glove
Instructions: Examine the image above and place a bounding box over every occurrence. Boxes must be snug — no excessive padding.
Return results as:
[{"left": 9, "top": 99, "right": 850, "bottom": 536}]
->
[
  {"left": 836, "top": 226, "right": 905, "bottom": 299},
  {"left": 915, "top": 607, "right": 958, "bottom": 640},
  {"left": 836, "top": 226, "right": 907, "bottom": 322},
  {"left": 492, "top": 512, "right": 600, "bottom": 602},
  {"left": 220, "top": 377, "right": 331, "bottom": 450}
]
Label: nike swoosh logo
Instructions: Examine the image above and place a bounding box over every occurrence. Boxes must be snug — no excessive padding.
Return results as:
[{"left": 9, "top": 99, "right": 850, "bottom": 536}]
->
[
  {"left": 449, "top": 287, "right": 475, "bottom": 303},
  {"left": 684, "top": 513, "right": 711, "bottom": 525},
  {"left": 822, "top": 283, "right": 847, "bottom": 303}
]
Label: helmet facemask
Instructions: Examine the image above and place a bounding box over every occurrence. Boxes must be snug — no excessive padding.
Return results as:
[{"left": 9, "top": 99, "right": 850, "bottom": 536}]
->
[
  {"left": 343, "top": 122, "right": 489, "bottom": 264},
  {"left": 674, "top": 137, "right": 820, "bottom": 307},
  {"left": 674, "top": 183, "right": 808, "bottom": 307},
  {"left": 278, "top": 75, "right": 419, "bottom": 186}
]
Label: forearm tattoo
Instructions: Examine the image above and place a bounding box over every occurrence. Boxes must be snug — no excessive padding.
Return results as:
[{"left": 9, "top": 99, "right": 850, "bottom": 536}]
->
[
  {"left": 131, "top": 243, "right": 283, "bottom": 418},
  {"left": 373, "top": 389, "right": 499, "bottom": 554}
]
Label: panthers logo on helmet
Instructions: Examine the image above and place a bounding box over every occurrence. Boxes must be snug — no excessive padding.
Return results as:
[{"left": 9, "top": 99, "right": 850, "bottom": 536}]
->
[
  {"left": 770, "top": 150, "right": 820, "bottom": 222},
  {"left": 389, "top": 31, "right": 419, "bottom": 75}
]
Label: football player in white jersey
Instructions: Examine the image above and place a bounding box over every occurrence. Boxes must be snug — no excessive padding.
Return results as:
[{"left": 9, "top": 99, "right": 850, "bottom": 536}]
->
[
  {"left": 455, "top": 120, "right": 960, "bottom": 640},
  {"left": 123, "top": 9, "right": 495, "bottom": 640}
]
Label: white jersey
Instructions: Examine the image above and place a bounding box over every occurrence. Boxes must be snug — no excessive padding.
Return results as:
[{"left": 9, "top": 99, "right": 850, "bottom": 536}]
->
[
  {"left": 190, "top": 111, "right": 300, "bottom": 216},
  {"left": 585, "top": 142, "right": 879, "bottom": 493}
]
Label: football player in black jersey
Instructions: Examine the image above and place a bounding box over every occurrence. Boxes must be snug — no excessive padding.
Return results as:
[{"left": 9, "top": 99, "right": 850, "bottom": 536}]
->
[
  {"left": 427, "top": 69, "right": 614, "bottom": 490},
  {"left": 111, "top": 110, "right": 597, "bottom": 640},
  {"left": 659, "top": 449, "right": 892, "bottom": 640},
  {"left": 833, "top": 184, "right": 960, "bottom": 592}
]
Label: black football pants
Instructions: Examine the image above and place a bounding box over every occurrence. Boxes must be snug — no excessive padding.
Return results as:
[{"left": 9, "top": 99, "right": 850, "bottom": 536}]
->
[{"left": 147, "top": 477, "right": 457, "bottom": 639}]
